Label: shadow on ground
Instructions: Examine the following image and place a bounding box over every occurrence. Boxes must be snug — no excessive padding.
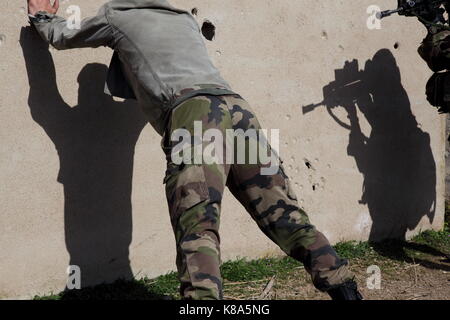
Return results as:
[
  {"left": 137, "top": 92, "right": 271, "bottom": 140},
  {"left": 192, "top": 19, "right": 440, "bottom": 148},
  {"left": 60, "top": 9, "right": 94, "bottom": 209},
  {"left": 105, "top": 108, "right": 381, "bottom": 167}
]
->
[
  {"left": 369, "top": 239, "right": 450, "bottom": 271},
  {"left": 36, "top": 279, "right": 176, "bottom": 300},
  {"left": 368, "top": 201, "right": 450, "bottom": 270}
]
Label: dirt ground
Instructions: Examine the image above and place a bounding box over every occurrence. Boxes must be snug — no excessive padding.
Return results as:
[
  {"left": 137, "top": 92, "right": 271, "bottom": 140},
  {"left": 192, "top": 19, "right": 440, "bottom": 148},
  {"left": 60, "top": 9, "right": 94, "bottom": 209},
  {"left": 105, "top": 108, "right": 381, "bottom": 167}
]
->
[{"left": 223, "top": 252, "right": 450, "bottom": 300}]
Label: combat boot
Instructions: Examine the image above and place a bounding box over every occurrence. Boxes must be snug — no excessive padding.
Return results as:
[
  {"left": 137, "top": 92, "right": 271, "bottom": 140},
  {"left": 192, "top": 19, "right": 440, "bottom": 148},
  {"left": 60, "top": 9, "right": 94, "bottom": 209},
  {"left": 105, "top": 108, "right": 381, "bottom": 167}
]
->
[{"left": 327, "top": 280, "right": 363, "bottom": 300}]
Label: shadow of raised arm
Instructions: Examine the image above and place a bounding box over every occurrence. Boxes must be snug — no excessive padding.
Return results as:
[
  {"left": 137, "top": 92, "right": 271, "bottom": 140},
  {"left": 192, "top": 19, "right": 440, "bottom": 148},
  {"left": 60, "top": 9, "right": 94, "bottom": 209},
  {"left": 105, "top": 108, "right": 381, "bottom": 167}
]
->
[{"left": 20, "top": 26, "right": 71, "bottom": 137}]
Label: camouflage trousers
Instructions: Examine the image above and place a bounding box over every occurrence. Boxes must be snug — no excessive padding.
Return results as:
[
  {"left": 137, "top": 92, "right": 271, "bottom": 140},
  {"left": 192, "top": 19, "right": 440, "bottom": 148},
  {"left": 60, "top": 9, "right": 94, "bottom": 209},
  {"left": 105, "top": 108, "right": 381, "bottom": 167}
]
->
[{"left": 161, "top": 94, "right": 355, "bottom": 300}]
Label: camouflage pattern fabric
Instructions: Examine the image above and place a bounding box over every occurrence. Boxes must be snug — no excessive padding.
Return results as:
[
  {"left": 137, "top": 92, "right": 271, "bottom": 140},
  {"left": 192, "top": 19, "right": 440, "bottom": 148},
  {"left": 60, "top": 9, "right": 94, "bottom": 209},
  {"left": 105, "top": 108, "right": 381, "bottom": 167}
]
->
[
  {"left": 425, "top": 71, "right": 450, "bottom": 113},
  {"left": 161, "top": 94, "right": 355, "bottom": 300},
  {"left": 419, "top": 30, "right": 450, "bottom": 72},
  {"left": 419, "top": 30, "right": 450, "bottom": 113}
]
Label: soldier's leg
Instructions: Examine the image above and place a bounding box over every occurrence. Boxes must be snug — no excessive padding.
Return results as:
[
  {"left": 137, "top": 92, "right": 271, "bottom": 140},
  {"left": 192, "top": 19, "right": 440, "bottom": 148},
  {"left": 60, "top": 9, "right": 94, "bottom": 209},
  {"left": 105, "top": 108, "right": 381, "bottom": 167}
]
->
[
  {"left": 161, "top": 95, "right": 233, "bottom": 300},
  {"left": 222, "top": 94, "right": 355, "bottom": 292}
]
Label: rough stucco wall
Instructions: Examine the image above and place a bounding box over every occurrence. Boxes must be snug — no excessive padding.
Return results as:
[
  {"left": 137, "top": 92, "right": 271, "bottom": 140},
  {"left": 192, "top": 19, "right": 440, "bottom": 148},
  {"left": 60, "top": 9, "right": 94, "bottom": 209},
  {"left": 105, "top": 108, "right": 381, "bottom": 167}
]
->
[{"left": 0, "top": 0, "right": 445, "bottom": 298}]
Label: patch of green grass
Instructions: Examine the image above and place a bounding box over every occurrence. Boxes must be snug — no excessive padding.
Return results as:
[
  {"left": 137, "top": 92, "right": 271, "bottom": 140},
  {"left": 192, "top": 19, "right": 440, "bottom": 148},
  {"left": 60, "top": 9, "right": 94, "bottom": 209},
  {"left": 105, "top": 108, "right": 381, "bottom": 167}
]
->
[
  {"left": 410, "top": 203, "right": 449, "bottom": 253},
  {"left": 33, "top": 293, "right": 60, "bottom": 300},
  {"left": 143, "top": 272, "right": 179, "bottom": 298},
  {"left": 412, "top": 229, "right": 449, "bottom": 249},
  {"left": 221, "top": 256, "right": 299, "bottom": 282},
  {"left": 334, "top": 241, "right": 375, "bottom": 260}
]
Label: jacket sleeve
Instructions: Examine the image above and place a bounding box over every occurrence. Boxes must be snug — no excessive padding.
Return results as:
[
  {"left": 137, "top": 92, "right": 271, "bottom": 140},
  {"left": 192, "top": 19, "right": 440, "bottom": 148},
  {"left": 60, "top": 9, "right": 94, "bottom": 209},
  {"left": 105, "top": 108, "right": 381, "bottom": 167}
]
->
[{"left": 30, "top": 5, "right": 113, "bottom": 50}]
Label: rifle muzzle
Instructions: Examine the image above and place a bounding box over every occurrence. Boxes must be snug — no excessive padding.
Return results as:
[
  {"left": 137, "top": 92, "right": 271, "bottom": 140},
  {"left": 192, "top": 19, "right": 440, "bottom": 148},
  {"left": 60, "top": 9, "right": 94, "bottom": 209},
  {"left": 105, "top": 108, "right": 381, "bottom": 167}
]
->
[{"left": 376, "top": 8, "right": 404, "bottom": 19}]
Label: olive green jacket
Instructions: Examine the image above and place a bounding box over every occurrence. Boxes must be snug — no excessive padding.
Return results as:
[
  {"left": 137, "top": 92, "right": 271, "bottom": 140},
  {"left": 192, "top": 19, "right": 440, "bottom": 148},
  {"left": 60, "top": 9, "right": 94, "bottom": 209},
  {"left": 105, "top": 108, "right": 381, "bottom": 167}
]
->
[{"left": 31, "top": 0, "right": 234, "bottom": 135}]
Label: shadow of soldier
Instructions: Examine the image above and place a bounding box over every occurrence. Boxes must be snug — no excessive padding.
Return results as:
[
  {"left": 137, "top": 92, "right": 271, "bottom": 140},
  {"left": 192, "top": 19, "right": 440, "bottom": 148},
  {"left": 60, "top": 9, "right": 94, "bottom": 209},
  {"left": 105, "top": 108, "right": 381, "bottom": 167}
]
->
[
  {"left": 345, "top": 49, "right": 436, "bottom": 242},
  {"left": 19, "top": 26, "right": 160, "bottom": 295},
  {"left": 309, "top": 49, "right": 447, "bottom": 270}
]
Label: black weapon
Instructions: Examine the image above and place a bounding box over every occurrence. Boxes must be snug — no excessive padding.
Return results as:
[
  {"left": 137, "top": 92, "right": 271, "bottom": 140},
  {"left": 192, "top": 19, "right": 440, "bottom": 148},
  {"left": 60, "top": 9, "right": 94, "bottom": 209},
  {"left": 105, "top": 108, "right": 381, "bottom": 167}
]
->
[{"left": 377, "top": 0, "right": 449, "bottom": 27}]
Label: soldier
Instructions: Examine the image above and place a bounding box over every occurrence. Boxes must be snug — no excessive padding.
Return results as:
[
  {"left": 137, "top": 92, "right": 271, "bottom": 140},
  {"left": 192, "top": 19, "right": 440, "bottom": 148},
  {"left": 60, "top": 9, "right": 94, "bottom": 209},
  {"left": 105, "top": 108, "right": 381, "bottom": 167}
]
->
[
  {"left": 415, "top": 2, "right": 450, "bottom": 262},
  {"left": 415, "top": 1, "right": 450, "bottom": 116},
  {"left": 26, "top": 0, "right": 362, "bottom": 300}
]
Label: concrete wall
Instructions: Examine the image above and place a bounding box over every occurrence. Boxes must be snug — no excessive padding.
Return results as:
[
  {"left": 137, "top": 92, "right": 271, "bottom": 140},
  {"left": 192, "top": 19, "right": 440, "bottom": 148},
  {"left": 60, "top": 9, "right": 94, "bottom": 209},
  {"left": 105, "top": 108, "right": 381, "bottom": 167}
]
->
[{"left": 0, "top": 0, "right": 446, "bottom": 299}]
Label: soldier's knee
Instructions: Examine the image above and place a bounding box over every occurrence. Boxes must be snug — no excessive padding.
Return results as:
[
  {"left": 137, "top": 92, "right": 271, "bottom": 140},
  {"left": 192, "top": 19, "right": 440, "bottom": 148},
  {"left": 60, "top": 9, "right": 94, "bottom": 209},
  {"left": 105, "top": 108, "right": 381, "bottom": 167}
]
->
[
  {"left": 180, "top": 230, "right": 220, "bottom": 254},
  {"left": 164, "top": 163, "right": 210, "bottom": 225}
]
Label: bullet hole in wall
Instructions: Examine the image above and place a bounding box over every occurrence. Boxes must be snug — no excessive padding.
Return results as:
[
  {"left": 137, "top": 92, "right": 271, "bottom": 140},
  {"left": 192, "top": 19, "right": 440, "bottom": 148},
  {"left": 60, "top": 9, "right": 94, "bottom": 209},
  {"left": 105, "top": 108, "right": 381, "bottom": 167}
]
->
[
  {"left": 305, "top": 161, "right": 312, "bottom": 169},
  {"left": 191, "top": 8, "right": 198, "bottom": 16},
  {"left": 202, "top": 20, "right": 216, "bottom": 41},
  {"left": 394, "top": 42, "right": 400, "bottom": 49}
]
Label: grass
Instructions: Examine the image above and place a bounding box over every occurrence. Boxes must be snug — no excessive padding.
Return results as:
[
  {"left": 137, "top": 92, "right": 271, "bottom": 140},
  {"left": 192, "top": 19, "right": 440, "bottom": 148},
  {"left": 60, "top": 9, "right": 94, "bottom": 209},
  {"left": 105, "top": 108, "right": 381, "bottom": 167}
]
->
[
  {"left": 334, "top": 241, "right": 375, "bottom": 260},
  {"left": 34, "top": 213, "right": 449, "bottom": 300},
  {"left": 221, "top": 256, "right": 299, "bottom": 282},
  {"left": 412, "top": 203, "right": 450, "bottom": 251}
]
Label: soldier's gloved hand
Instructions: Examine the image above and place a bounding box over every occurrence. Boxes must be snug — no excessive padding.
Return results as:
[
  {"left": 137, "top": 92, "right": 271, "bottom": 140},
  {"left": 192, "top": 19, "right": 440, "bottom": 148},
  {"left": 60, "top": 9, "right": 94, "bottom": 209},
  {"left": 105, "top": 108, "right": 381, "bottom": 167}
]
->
[
  {"left": 426, "top": 71, "right": 450, "bottom": 113},
  {"left": 27, "top": 0, "right": 59, "bottom": 16},
  {"left": 397, "top": 0, "right": 441, "bottom": 29},
  {"left": 397, "top": 0, "right": 415, "bottom": 16}
]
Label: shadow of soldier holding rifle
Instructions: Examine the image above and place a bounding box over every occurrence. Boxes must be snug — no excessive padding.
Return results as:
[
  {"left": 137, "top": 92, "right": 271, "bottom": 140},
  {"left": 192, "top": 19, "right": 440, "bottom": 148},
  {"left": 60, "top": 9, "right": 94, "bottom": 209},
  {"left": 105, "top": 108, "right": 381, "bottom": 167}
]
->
[{"left": 303, "top": 49, "right": 448, "bottom": 269}]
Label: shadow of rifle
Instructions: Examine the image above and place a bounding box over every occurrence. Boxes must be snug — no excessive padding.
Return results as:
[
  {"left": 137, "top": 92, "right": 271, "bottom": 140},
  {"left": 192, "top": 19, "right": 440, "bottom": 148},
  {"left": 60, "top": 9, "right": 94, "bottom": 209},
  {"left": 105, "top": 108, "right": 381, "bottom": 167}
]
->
[{"left": 302, "top": 60, "right": 366, "bottom": 131}]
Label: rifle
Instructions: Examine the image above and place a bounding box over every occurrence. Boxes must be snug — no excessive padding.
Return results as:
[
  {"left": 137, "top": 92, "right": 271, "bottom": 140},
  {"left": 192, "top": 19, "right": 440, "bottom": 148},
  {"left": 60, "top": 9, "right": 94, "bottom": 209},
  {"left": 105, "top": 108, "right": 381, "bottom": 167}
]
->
[{"left": 377, "top": 0, "right": 450, "bottom": 30}]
